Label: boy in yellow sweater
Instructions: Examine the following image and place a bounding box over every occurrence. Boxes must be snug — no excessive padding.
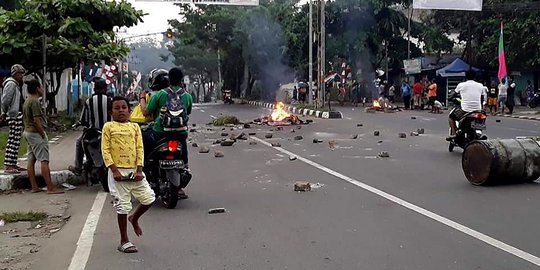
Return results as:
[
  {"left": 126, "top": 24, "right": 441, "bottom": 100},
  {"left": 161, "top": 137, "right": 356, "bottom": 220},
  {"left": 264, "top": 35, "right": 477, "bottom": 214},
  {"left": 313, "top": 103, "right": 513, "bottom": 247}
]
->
[{"left": 102, "top": 96, "right": 155, "bottom": 253}]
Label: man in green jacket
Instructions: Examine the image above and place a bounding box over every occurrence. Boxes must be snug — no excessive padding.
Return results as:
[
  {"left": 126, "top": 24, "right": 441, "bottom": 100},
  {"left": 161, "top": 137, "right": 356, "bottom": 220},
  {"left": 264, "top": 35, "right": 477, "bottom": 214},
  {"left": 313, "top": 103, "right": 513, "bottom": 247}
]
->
[{"left": 141, "top": 67, "right": 193, "bottom": 199}]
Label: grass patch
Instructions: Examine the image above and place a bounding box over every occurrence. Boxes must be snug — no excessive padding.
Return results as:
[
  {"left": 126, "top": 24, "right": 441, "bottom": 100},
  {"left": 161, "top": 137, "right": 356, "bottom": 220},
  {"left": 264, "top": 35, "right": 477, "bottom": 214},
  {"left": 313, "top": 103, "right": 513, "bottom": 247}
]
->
[
  {"left": 0, "top": 129, "right": 28, "bottom": 170},
  {"left": 212, "top": 115, "right": 240, "bottom": 126},
  {"left": 294, "top": 104, "right": 335, "bottom": 112},
  {"left": 0, "top": 211, "right": 47, "bottom": 223}
]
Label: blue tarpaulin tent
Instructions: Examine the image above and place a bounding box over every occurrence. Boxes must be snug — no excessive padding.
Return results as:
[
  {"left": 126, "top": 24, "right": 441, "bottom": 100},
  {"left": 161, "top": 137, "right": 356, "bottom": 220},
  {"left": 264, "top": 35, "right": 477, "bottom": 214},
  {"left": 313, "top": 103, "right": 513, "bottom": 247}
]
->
[{"left": 436, "top": 58, "right": 480, "bottom": 77}]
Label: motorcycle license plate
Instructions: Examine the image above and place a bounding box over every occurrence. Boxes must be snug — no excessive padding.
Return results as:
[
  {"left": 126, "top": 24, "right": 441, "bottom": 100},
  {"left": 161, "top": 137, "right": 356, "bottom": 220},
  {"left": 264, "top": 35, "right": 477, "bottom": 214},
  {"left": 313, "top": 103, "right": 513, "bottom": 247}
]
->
[
  {"left": 471, "top": 122, "right": 486, "bottom": 130},
  {"left": 159, "top": 160, "right": 183, "bottom": 169}
]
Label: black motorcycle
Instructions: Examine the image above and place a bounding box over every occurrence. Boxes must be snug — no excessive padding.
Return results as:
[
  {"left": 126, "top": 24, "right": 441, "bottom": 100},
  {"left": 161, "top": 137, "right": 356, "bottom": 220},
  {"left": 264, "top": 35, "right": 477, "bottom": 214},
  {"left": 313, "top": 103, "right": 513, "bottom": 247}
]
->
[
  {"left": 447, "top": 95, "right": 488, "bottom": 152},
  {"left": 529, "top": 91, "right": 540, "bottom": 108},
  {"left": 144, "top": 137, "right": 191, "bottom": 209},
  {"left": 74, "top": 125, "right": 109, "bottom": 192},
  {"left": 223, "top": 90, "right": 234, "bottom": 104}
]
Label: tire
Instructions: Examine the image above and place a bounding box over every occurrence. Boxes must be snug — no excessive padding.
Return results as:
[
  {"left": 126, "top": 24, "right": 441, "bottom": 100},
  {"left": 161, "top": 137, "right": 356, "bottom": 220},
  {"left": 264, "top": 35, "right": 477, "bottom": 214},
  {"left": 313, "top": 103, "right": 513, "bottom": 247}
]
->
[
  {"left": 448, "top": 142, "right": 455, "bottom": 152},
  {"left": 529, "top": 100, "right": 538, "bottom": 108},
  {"left": 160, "top": 182, "right": 178, "bottom": 209},
  {"left": 97, "top": 167, "right": 109, "bottom": 192}
]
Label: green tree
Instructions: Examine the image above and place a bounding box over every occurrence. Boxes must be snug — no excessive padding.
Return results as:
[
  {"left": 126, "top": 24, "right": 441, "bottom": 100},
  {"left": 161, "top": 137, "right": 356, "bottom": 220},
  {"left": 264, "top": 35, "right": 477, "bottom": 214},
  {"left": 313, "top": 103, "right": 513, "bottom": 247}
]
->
[{"left": 0, "top": 0, "right": 143, "bottom": 109}]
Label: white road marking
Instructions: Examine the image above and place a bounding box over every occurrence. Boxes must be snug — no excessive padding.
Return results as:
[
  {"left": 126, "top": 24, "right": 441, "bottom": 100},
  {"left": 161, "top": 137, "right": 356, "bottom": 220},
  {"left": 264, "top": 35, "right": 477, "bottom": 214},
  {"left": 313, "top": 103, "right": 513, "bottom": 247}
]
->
[
  {"left": 250, "top": 136, "right": 540, "bottom": 267},
  {"left": 68, "top": 192, "right": 108, "bottom": 270},
  {"left": 210, "top": 115, "right": 217, "bottom": 119},
  {"left": 199, "top": 109, "right": 205, "bottom": 113}
]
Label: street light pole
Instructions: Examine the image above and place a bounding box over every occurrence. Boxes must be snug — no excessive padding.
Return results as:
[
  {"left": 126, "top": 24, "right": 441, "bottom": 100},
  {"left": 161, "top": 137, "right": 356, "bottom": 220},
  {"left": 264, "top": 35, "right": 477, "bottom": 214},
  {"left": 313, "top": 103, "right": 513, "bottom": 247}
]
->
[
  {"left": 320, "top": 0, "right": 325, "bottom": 108},
  {"left": 308, "top": 0, "right": 314, "bottom": 106}
]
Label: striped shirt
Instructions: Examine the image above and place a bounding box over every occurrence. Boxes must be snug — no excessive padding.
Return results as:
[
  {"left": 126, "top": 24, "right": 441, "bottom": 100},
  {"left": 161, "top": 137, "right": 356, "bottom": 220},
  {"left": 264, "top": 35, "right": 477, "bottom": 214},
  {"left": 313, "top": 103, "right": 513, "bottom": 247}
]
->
[{"left": 80, "top": 94, "right": 111, "bottom": 130}]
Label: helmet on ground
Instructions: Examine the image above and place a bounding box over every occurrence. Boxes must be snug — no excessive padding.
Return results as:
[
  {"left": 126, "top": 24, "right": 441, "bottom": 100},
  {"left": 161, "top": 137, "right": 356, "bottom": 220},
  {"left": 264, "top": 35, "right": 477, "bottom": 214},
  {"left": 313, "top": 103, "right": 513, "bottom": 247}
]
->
[{"left": 148, "top": 68, "right": 170, "bottom": 91}]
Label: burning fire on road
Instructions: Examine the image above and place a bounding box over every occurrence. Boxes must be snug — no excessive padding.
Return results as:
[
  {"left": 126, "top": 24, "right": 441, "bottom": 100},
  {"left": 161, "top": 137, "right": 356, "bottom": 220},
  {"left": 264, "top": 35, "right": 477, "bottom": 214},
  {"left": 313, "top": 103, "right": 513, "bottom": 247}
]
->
[{"left": 255, "top": 102, "right": 304, "bottom": 126}]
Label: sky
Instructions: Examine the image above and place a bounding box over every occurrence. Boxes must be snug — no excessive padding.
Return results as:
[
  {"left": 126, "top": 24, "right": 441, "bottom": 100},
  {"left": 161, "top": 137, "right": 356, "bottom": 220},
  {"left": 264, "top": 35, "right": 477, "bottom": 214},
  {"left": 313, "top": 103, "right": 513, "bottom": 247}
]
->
[{"left": 124, "top": 1, "right": 180, "bottom": 36}]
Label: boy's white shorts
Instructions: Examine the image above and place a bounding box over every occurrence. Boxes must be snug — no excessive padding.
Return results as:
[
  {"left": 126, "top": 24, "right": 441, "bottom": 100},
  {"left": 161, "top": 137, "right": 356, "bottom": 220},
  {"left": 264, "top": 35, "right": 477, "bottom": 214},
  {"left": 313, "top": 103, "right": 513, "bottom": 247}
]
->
[{"left": 108, "top": 168, "right": 156, "bottom": 215}]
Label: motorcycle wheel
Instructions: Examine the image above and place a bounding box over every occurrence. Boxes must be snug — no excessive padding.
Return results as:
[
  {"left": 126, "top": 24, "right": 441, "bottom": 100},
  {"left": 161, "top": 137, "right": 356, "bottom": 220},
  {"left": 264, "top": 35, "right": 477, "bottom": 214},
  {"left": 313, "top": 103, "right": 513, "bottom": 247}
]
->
[
  {"left": 448, "top": 142, "right": 455, "bottom": 152},
  {"left": 96, "top": 167, "right": 109, "bottom": 192},
  {"left": 529, "top": 100, "right": 538, "bottom": 108},
  {"left": 160, "top": 182, "right": 179, "bottom": 209}
]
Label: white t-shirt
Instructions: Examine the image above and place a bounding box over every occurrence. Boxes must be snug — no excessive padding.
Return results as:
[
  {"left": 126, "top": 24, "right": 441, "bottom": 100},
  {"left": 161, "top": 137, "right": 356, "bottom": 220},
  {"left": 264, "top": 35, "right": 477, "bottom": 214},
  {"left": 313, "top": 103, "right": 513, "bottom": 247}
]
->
[
  {"left": 498, "top": 83, "right": 508, "bottom": 96},
  {"left": 455, "top": 80, "right": 485, "bottom": 112}
]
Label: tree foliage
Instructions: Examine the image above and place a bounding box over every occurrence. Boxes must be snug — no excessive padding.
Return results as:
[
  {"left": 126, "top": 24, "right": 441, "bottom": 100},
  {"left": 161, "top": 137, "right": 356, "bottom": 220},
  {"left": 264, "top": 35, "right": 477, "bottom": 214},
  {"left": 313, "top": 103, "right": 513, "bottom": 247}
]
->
[
  {"left": 0, "top": 0, "right": 144, "bottom": 72},
  {"left": 427, "top": 0, "right": 540, "bottom": 70},
  {"left": 168, "top": 0, "right": 453, "bottom": 100}
]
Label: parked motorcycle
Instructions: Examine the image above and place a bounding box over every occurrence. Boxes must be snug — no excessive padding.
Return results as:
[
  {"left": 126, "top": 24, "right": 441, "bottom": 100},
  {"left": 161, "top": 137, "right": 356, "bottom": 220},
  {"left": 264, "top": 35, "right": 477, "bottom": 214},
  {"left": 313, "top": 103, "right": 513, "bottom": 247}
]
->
[
  {"left": 447, "top": 95, "right": 488, "bottom": 152},
  {"left": 144, "top": 137, "right": 192, "bottom": 209},
  {"left": 529, "top": 90, "right": 540, "bottom": 108},
  {"left": 73, "top": 124, "right": 109, "bottom": 192}
]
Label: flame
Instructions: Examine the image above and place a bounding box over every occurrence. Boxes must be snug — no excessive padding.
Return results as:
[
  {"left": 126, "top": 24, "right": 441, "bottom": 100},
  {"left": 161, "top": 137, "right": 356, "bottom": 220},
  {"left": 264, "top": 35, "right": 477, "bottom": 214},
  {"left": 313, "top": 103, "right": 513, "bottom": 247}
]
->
[
  {"left": 372, "top": 100, "right": 381, "bottom": 108},
  {"left": 271, "top": 102, "right": 291, "bottom": 121}
]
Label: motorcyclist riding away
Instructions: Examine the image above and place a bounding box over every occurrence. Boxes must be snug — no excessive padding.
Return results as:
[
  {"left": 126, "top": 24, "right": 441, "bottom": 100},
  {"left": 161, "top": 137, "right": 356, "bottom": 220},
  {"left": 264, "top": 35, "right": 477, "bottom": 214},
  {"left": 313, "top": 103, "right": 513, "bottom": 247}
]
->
[
  {"left": 447, "top": 70, "right": 486, "bottom": 141},
  {"left": 139, "top": 67, "right": 193, "bottom": 199}
]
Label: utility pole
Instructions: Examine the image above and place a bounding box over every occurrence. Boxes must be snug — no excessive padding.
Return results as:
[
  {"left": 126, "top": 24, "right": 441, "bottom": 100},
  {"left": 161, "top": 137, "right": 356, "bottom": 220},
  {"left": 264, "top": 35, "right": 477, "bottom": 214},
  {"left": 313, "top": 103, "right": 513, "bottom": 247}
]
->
[
  {"left": 42, "top": 35, "right": 47, "bottom": 110},
  {"left": 308, "top": 0, "right": 314, "bottom": 106},
  {"left": 320, "top": 0, "right": 325, "bottom": 108},
  {"left": 217, "top": 48, "right": 223, "bottom": 98},
  {"left": 407, "top": 2, "right": 413, "bottom": 60}
]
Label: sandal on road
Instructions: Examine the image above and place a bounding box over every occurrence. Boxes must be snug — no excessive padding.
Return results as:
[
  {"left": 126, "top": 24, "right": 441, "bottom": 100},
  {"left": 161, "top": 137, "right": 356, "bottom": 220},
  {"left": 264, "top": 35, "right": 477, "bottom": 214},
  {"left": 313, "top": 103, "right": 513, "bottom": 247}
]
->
[{"left": 118, "top": 242, "right": 138, "bottom": 253}]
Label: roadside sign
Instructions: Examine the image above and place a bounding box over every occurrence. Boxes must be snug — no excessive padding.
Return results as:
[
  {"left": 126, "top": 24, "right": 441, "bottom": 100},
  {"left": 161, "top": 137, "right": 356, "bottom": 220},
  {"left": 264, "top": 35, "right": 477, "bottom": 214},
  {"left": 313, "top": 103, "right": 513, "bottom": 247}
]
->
[
  {"left": 403, "top": 58, "right": 422, "bottom": 75},
  {"left": 135, "top": 0, "right": 259, "bottom": 5}
]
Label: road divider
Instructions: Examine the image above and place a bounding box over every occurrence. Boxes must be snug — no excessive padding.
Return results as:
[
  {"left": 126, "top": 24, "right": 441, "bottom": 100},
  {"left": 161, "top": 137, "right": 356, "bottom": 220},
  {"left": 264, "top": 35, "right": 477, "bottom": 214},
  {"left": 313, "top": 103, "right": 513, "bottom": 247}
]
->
[{"left": 246, "top": 101, "right": 343, "bottom": 119}]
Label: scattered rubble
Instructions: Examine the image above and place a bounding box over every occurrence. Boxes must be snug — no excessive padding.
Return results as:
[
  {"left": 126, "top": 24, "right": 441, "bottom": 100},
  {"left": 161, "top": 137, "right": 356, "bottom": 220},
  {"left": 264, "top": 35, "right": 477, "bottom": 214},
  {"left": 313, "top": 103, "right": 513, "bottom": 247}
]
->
[
  {"left": 417, "top": 128, "right": 425, "bottom": 134},
  {"left": 189, "top": 129, "right": 197, "bottom": 133},
  {"left": 214, "top": 151, "right": 225, "bottom": 158},
  {"left": 199, "top": 146, "right": 210, "bottom": 153},
  {"left": 221, "top": 132, "right": 229, "bottom": 137},
  {"left": 192, "top": 124, "right": 197, "bottom": 127},
  {"left": 328, "top": 140, "right": 337, "bottom": 150},
  {"left": 249, "top": 141, "right": 258, "bottom": 145},
  {"left": 248, "top": 132, "right": 257, "bottom": 136},
  {"left": 191, "top": 143, "right": 199, "bottom": 147},
  {"left": 291, "top": 129, "right": 296, "bottom": 133},
  {"left": 313, "top": 139, "right": 323, "bottom": 143},
  {"left": 399, "top": 133, "right": 407, "bottom": 138},
  {"left": 357, "top": 123, "right": 363, "bottom": 127},
  {"left": 294, "top": 135, "right": 304, "bottom": 141},
  {"left": 243, "top": 123, "right": 251, "bottom": 129},
  {"left": 220, "top": 140, "right": 235, "bottom": 147},
  {"left": 265, "top": 134, "right": 273, "bottom": 139},
  {"left": 271, "top": 142, "right": 282, "bottom": 147},
  {"left": 294, "top": 181, "right": 311, "bottom": 192},
  {"left": 496, "top": 119, "right": 501, "bottom": 123},
  {"left": 351, "top": 134, "right": 358, "bottom": 139},
  {"left": 208, "top": 208, "right": 226, "bottom": 214},
  {"left": 276, "top": 127, "right": 283, "bottom": 131},
  {"left": 411, "top": 116, "right": 417, "bottom": 119},
  {"left": 213, "top": 140, "right": 222, "bottom": 145},
  {"left": 374, "top": 131, "right": 380, "bottom": 136},
  {"left": 378, "top": 151, "right": 390, "bottom": 158},
  {"left": 289, "top": 156, "right": 297, "bottom": 161},
  {"left": 297, "top": 126, "right": 302, "bottom": 130},
  {"left": 378, "top": 140, "right": 383, "bottom": 144},
  {"left": 233, "top": 132, "right": 248, "bottom": 140},
  {"left": 410, "top": 132, "right": 419, "bottom": 137}
]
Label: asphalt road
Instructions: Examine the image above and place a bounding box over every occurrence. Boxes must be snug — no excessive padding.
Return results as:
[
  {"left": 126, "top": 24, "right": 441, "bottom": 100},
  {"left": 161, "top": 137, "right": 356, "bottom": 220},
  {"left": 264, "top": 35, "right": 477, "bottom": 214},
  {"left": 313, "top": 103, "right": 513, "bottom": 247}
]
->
[{"left": 44, "top": 103, "right": 540, "bottom": 270}]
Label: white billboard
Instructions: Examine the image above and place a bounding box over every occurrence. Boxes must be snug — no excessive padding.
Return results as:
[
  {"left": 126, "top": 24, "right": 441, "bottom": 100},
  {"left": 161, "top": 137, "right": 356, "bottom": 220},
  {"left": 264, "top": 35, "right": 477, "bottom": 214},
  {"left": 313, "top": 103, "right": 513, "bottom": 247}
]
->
[
  {"left": 135, "top": 0, "right": 259, "bottom": 5},
  {"left": 413, "top": 0, "right": 483, "bottom": 11}
]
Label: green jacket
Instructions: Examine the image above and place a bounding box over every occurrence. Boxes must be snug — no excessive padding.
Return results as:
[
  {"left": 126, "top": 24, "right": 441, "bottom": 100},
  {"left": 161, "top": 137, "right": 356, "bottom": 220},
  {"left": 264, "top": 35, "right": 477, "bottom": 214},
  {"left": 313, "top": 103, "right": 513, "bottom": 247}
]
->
[{"left": 146, "top": 86, "right": 193, "bottom": 133}]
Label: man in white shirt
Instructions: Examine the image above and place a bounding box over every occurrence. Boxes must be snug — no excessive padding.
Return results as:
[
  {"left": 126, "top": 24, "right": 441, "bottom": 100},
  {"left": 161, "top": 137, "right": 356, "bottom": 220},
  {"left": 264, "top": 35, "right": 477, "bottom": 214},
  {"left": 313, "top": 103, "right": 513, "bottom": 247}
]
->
[
  {"left": 498, "top": 78, "right": 508, "bottom": 114},
  {"left": 447, "top": 70, "right": 486, "bottom": 140}
]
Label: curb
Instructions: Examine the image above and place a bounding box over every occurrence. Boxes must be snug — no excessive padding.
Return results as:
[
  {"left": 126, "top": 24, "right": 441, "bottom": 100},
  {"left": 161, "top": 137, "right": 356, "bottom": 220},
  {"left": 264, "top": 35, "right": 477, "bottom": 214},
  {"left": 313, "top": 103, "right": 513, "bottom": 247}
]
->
[
  {"left": 500, "top": 114, "right": 540, "bottom": 121},
  {"left": 247, "top": 101, "right": 343, "bottom": 119},
  {"left": 0, "top": 170, "right": 84, "bottom": 191}
]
